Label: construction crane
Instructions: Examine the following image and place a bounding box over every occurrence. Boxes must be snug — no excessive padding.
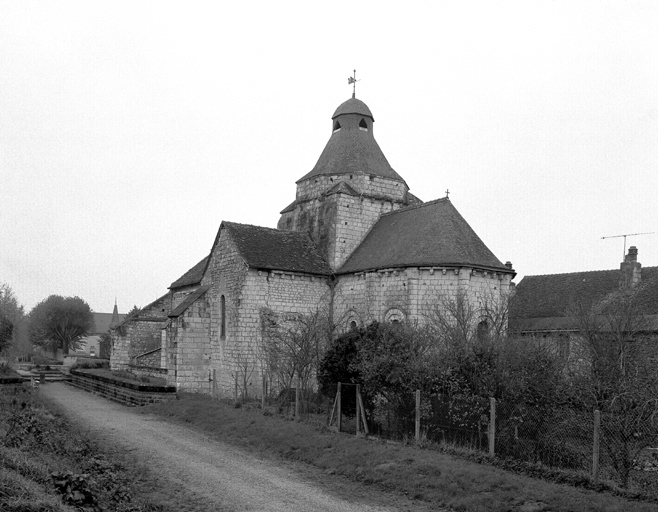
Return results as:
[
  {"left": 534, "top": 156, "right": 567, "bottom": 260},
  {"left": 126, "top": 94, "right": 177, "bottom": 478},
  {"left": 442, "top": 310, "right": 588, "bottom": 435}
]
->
[{"left": 601, "top": 232, "right": 654, "bottom": 259}]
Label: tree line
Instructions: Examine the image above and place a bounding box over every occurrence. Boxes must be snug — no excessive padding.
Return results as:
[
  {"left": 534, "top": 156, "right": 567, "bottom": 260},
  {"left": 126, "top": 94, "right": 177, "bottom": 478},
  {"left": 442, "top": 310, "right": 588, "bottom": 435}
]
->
[{"left": 0, "top": 283, "right": 96, "bottom": 360}]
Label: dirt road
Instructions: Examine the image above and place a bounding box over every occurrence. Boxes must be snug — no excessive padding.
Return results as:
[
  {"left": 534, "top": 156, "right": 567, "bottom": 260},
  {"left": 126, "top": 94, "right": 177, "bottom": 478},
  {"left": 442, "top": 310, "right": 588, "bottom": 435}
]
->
[{"left": 41, "top": 383, "right": 414, "bottom": 512}]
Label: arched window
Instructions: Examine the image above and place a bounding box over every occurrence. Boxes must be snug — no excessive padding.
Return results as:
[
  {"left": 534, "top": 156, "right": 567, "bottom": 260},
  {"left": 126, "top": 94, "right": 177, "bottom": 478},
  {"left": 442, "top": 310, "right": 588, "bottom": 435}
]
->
[
  {"left": 359, "top": 118, "right": 368, "bottom": 131},
  {"left": 384, "top": 308, "right": 405, "bottom": 323},
  {"left": 350, "top": 320, "right": 357, "bottom": 330},
  {"left": 220, "top": 295, "right": 226, "bottom": 338},
  {"left": 477, "top": 320, "right": 489, "bottom": 342}
]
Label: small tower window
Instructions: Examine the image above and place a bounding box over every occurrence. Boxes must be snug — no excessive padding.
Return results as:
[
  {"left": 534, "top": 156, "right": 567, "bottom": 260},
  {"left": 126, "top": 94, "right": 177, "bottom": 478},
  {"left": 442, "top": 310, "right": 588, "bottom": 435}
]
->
[
  {"left": 333, "top": 121, "right": 341, "bottom": 132},
  {"left": 220, "top": 295, "right": 226, "bottom": 338},
  {"left": 359, "top": 118, "right": 368, "bottom": 131}
]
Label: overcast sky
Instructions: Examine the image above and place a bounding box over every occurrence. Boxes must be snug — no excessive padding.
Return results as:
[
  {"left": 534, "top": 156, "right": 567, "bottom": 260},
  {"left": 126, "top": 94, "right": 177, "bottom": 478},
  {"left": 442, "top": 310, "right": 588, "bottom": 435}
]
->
[{"left": 1, "top": 1, "right": 657, "bottom": 314}]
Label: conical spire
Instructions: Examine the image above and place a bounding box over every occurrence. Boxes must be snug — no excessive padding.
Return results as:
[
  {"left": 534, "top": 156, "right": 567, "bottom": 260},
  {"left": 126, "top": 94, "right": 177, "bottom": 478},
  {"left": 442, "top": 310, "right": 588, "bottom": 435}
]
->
[
  {"left": 296, "top": 97, "right": 405, "bottom": 184},
  {"left": 109, "top": 301, "right": 120, "bottom": 330}
]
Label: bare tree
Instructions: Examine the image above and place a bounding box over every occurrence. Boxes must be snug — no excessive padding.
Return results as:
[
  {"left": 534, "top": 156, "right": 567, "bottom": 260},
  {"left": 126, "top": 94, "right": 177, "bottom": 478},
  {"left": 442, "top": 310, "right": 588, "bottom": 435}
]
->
[
  {"left": 259, "top": 307, "right": 334, "bottom": 409},
  {"left": 568, "top": 288, "right": 658, "bottom": 488}
]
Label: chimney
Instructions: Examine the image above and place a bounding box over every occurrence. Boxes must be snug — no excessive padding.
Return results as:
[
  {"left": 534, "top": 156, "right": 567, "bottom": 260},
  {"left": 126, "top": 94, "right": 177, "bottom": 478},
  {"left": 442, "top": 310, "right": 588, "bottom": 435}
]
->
[{"left": 620, "top": 246, "right": 641, "bottom": 289}]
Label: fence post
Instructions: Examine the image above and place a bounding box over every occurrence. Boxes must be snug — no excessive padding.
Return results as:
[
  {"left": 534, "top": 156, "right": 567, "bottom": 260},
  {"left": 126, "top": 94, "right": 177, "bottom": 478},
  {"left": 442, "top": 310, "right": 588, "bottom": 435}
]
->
[
  {"left": 357, "top": 387, "right": 369, "bottom": 435},
  {"left": 295, "top": 374, "right": 300, "bottom": 420},
  {"left": 488, "top": 397, "right": 496, "bottom": 457},
  {"left": 356, "top": 384, "right": 361, "bottom": 434},
  {"left": 415, "top": 389, "right": 421, "bottom": 442},
  {"left": 593, "top": 409, "right": 600, "bottom": 482},
  {"left": 261, "top": 372, "right": 266, "bottom": 410},
  {"left": 337, "top": 382, "right": 342, "bottom": 432}
]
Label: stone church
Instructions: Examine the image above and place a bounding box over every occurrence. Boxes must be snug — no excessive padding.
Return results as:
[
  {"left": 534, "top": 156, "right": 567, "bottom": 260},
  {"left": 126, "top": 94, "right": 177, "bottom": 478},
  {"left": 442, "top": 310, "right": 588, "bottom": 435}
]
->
[{"left": 111, "top": 95, "right": 516, "bottom": 396}]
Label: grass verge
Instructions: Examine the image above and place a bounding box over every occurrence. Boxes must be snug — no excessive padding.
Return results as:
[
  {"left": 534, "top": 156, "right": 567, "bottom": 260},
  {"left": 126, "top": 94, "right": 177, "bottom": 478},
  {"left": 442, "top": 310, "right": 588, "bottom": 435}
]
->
[
  {"left": 139, "top": 393, "right": 658, "bottom": 512},
  {"left": 0, "top": 384, "right": 168, "bottom": 511}
]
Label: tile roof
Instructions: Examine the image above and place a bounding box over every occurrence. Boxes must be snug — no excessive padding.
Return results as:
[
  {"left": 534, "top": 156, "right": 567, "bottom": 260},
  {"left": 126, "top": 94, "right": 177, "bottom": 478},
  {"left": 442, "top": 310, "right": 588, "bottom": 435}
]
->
[
  {"left": 280, "top": 199, "right": 297, "bottom": 214},
  {"left": 338, "top": 198, "right": 511, "bottom": 274},
  {"left": 332, "top": 98, "right": 374, "bottom": 120},
  {"left": 509, "top": 266, "right": 658, "bottom": 330},
  {"left": 222, "top": 222, "right": 332, "bottom": 275},
  {"left": 296, "top": 121, "right": 404, "bottom": 183},
  {"left": 169, "top": 286, "right": 210, "bottom": 318},
  {"left": 169, "top": 256, "right": 209, "bottom": 289},
  {"left": 92, "top": 312, "right": 126, "bottom": 334}
]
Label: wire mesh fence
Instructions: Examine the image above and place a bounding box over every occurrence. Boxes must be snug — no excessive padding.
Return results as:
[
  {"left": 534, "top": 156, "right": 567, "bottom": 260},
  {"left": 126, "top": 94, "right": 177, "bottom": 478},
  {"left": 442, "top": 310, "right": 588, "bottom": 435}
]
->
[
  {"left": 599, "top": 410, "right": 658, "bottom": 498},
  {"left": 423, "top": 394, "right": 490, "bottom": 451},
  {"left": 328, "top": 383, "right": 658, "bottom": 499},
  {"left": 495, "top": 401, "right": 593, "bottom": 472}
]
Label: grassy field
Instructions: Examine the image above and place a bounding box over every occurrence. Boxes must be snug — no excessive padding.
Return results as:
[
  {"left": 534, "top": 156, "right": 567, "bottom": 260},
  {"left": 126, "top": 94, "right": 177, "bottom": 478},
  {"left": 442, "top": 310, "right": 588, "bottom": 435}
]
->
[{"left": 139, "top": 393, "right": 658, "bottom": 512}]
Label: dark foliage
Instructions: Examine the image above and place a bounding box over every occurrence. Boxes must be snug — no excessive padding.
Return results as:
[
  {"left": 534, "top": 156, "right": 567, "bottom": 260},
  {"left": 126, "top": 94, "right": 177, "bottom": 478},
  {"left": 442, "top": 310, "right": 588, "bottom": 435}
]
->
[
  {"left": 317, "top": 327, "right": 363, "bottom": 416},
  {"left": 29, "top": 295, "right": 94, "bottom": 356}
]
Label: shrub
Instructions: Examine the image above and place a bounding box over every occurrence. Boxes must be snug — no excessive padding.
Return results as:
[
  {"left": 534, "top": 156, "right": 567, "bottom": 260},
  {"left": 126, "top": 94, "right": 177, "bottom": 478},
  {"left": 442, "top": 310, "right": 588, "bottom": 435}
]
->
[{"left": 74, "top": 358, "right": 109, "bottom": 369}]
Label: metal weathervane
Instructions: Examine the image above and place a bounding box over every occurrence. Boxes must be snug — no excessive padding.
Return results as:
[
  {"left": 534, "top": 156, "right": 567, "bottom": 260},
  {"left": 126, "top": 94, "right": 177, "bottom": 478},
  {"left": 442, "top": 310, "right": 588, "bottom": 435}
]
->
[{"left": 348, "top": 69, "right": 360, "bottom": 98}]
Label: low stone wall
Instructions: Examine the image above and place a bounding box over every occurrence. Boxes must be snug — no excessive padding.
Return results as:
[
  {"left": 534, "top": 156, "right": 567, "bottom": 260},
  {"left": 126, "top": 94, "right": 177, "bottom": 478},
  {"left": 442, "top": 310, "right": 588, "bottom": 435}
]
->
[
  {"left": 0, "top": 375, "right": 25, "bottom": 384},
  {"left": 129, "top": 364, "right": 168, "bottom": 380},
  {"left": 68, "top": 369, "right": 176, "bottom": 407}
]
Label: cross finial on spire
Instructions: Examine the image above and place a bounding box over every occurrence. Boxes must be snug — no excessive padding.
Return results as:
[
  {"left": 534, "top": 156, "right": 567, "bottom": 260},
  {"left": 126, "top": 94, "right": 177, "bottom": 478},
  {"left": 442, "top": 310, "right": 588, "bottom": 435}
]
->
[
  {"left": 445, "top": 189, "right": 450, "bottom": 198},
  {"left": 347, "top": 69, "right": 360, "bottom": 98}
]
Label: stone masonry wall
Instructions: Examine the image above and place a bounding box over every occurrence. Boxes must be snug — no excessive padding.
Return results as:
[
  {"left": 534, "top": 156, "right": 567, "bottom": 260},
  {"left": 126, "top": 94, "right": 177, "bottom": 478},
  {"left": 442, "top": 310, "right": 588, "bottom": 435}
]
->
[
  {"left": 334, "top": 266, "right": 512, "bottom": 329},
  {"left": 135, "top": 348, "right": 161, "bottom": 367},
  {"left": 295, "top": 174, "right": 406, "bottom": 203},
  {"left": 69, "top": 369, "right": 175, "bottom": 407},
  {"left": 110, "top": 294, "right": 169, "bottom": 371},
  {"left": 279, "top": 174, "right": 411, "bottom": 270},
  {"left": 206, "top": 229, "right": 249, "bottom": 397},
  {"left": 214, "top": 267, "right": 330, "bottom": 399},
  {"left": 170, "top": 293, "right": 211, "bottom": 392}
]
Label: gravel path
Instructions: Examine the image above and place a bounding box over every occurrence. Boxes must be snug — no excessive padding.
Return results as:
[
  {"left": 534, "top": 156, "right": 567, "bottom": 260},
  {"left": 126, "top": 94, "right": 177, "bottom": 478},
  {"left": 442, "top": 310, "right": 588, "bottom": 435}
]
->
[{"left": 41, "top": 383, "right": 403, "bottom": 512}]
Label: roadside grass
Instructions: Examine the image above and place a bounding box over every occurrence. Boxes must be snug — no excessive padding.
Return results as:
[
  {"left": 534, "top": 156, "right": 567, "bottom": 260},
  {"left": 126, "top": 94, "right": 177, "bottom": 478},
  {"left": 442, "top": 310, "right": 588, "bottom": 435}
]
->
[
  {"left": 0, "top": 384, "right": 167, "bottom": 512},
  {"left": 140, "top": 393, "right": 658, "bottom": 512},
  {"left": 73, "top": 367, "right": 166, "bottom": 386}
]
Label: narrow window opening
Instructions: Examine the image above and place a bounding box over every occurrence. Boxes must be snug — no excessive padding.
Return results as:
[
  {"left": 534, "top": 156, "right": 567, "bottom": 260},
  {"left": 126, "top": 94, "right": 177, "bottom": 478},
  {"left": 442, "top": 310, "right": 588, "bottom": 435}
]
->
[
  {"left": 333, "top": 121, "right": 341, "bottom": 132},
  {"left": 359, "top": 118, "right": 368, "bottom": 131},
  {"left": 350, "top": 321, "right": 357, "bottom": 330},
  {"left": 220, "top": 295, "right": 226, "bottom": 338},
  {"left": 477, "top": 320, "right": 489, "bottom": 342}
]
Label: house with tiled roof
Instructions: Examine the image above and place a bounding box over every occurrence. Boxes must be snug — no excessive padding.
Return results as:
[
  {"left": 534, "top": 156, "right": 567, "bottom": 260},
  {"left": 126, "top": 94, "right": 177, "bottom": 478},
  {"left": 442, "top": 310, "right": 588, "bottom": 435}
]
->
[
  {"left": 111, "top": 95, "right": 515, "bottom": 395},
  {"left": 510, "top": 246, "right": 658, "bottom": 335}
]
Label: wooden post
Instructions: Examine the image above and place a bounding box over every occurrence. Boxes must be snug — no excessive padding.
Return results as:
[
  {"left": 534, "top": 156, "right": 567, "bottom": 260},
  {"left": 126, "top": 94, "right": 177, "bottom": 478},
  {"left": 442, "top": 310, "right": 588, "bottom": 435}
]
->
[
  {"left": 357, "top": 390, "right": 369, "bottom": 435},
  {"left": 337, "top": 382, "right": 342, "bottom": 433},
  {"left": 356, "top": 384, "right": 361, "bottom": 434},
  {"left": 295, "top": 374, "right": 300, "bottom": 420},
  {"left": 415, "top": 389, "right": 421, "bottom": 442},
  {"left": 593, "top": 409, "right": 601, "bottom": 482},
  {"left": 329, "top": 391, "right": 338, "bottom": 427},
  {"left": 488, "top": 397, "right": 496, "bottom": 457},
  {"left": 261, "top": 373, "right": 266, "bottom": 410},
  {"left": 212, "top": 369, "right": 217, "bottom": 399}
]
